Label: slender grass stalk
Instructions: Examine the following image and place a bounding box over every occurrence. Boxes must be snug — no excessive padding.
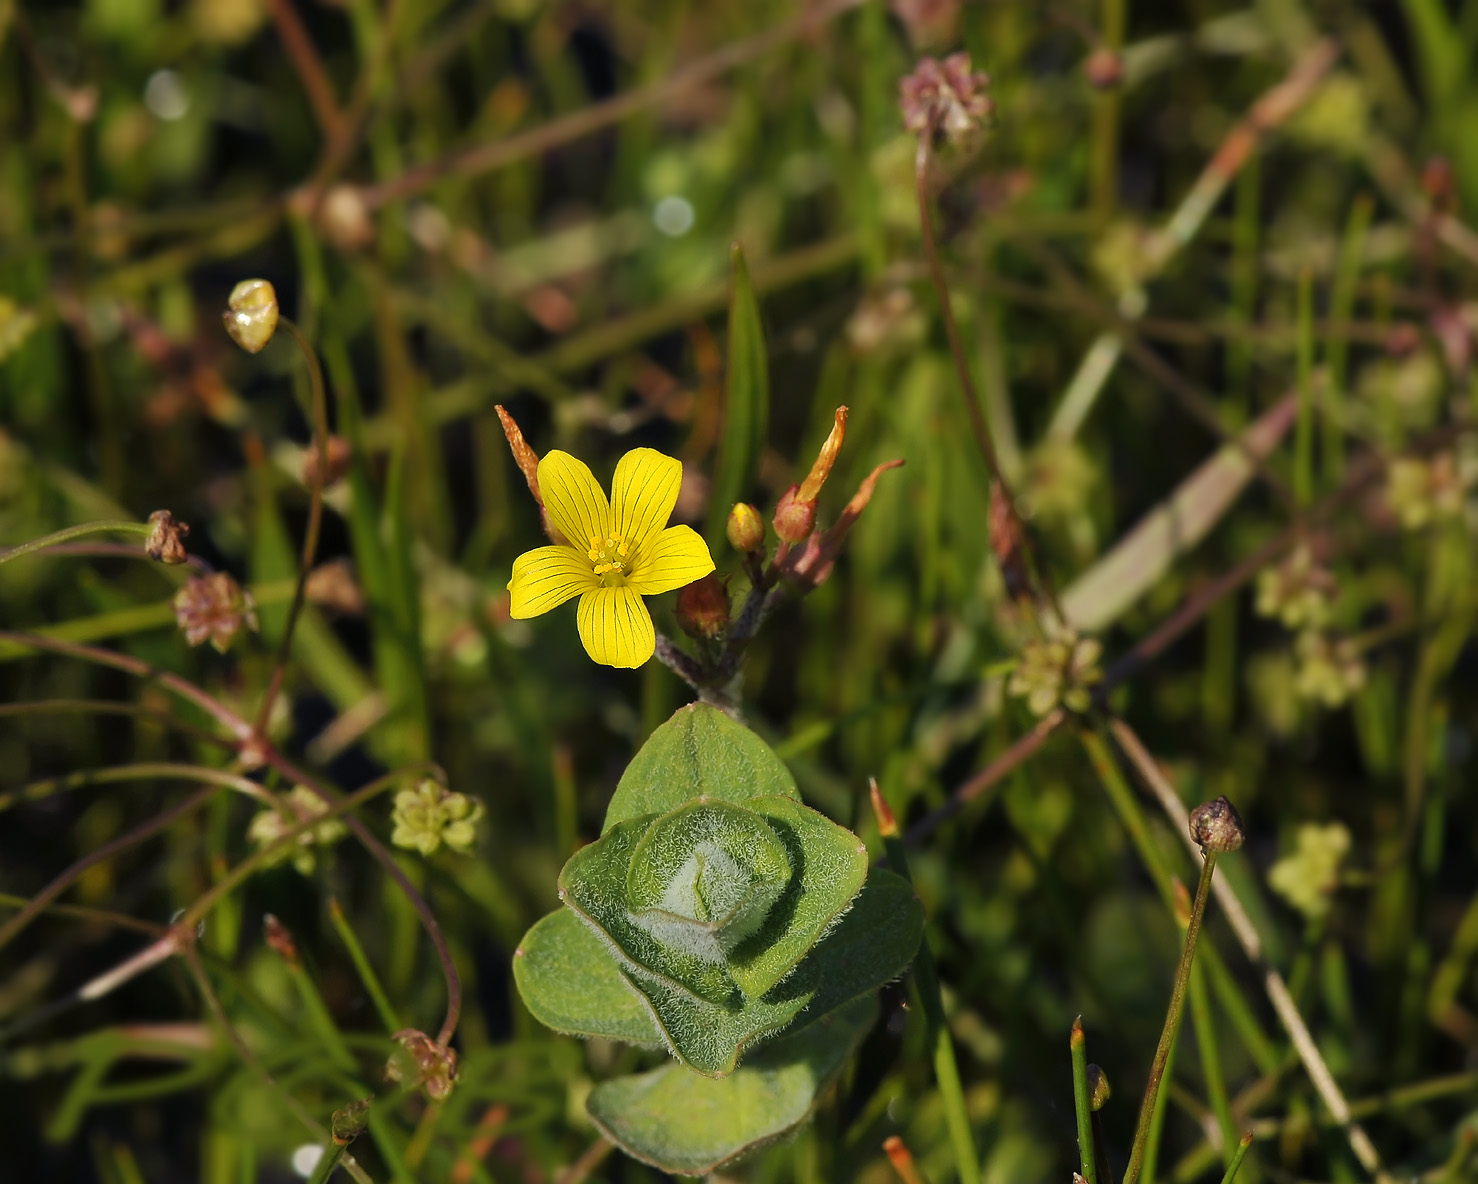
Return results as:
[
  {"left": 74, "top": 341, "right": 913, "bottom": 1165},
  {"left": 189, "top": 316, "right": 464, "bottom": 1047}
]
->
[
  {"left": 0, "top": 520, "right": 151, "bottom": 566},
  {"left": 1188, "top": 943, "right": 1239, "bottom": 1162},
  {"left": 1324, "top": 195, "right": 1373, "bottom": 484},
  {"left": 1294, "top": 267, "right": 1315, "bottom": 507},
  {"left": 1070, "top": 1017, "right": 1098, "bottom": 1184},
  {"left": 873, "top": 782, "right": 980, "bottom": 1184},
  {"left": 1227, "top": 155, "right": 1261, "bottom": 421},
  {"left": 1139, "top": 1025, "right": 1178, "bottom": 1184},
  {"left": 1122, "top": 852, "right": 1220, "bottom": 1184},
  {"left": 306, "top": 1145, "right": 347, "bottom": 1184},
  {"left": 254, "top": 317, "right": 331, "bottom": 737},
  {"left": 0, "top": 761, "right": 276, "bottom": 814},
  {"left": 329, "top": 896, "right": 402, "bottom": 1034},
  {"left": 1089, "top": 0, "right": 1127, "bottom": 219},
  {"left": 1220, "top": 1132, "right": 1254, "bottom": 1184}
]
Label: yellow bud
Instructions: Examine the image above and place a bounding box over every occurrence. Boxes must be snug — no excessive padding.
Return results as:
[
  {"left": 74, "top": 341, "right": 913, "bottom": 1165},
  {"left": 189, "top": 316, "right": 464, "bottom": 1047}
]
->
[
  {"left": 222, "top": 279, "right": 279, "bottom": 353},
  {"left": 726, "top": 502, "right": 765, "bottom": 552}
]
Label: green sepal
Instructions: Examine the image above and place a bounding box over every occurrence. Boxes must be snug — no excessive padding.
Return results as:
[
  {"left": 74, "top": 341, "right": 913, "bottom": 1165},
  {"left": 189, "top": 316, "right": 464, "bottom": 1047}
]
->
[
  {"left": 588, "top": 995, "right": 876, "bottom": 1177},
  {"left": 620, "top": 867, "right": 922, "bottom": 1076},
  {"left": 603, "top": 704, "right": 798, "bottom": 833},
  {"left": 511, "top": 907, "right": 664, "bottom": 1046}
]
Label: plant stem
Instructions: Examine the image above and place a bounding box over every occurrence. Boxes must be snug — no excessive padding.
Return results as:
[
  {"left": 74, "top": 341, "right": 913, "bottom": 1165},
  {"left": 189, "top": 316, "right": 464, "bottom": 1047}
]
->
[
  {"left": 1294, "top": 267, "right": 1315, "bottom": 507},
  {"left": 0, "top": 761, "right": 276, "bottom": 814},
  {"left": 1071, "top": 1017, "right": 1098, "bottom": 1184},
  {"left": 329, "top": 896, "right": 402, "bottom": 1034},
  {"left": 876, "top": 789, "right": 980, "bottom": 1184},
  {"left": 255, "top": 317, "right": 331, "bottom": 738},
  {"left": 1219, "top": 1132, "right": 1254, "bottom": 1184},
  {"left": 1123, "top": 851, "right": 1219, "bottom": 1184},
  {"left": 0, "top": 520, "right": 152, "bottom": 566}
]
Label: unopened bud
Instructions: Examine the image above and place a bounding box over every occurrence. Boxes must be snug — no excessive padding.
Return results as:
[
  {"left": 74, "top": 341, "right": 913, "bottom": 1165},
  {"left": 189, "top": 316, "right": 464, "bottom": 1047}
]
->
[
  {"left": 1083, "top": 47, "right": 1123, "bottom": 90},
  {"left": 302, "top": 435, "right": 352, "bottom": 486},
  {"left": 726, "top": 502, "right": 766, "bottom": 552},
  {"left": 869, "top": 778, "right": 899, "bottom": 838},
  {"left": 772, "top": 485, "right": 817, "bottom": 544},
  {"left": 262, "top": 914, "right": 299, "bottom": 966},
  {"left": 676, "top": 574, "right": 730, "bottom": 640},
  {"left": 797, "top": 406, "right": 848, "bottom": 503},
  {"left": 222, "top": 279, "right": 279, "bottom": 353},
  {"left": 145, "top": 509, "right": 190, "bottom": 564},
  {"left": 1189, "top": 795, "right": 1246, "bottom": 854},
  {"left": 1087, "top": 1064, "right": 1111, "bottom": 1111}
]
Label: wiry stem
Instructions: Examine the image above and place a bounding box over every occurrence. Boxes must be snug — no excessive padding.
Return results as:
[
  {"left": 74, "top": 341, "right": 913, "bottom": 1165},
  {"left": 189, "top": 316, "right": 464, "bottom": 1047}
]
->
[
  {"left": 1071, "top": 1017, "right": 1099, "bottom": 1184},
  {"left": 0, "top": 520, "right": 152, "bottom": 566},
  {"left": 1123, "top": 851, "right": 1219, "bottom": 1184},
  {"left": 254, "top": 317, "right": 331, "bottom": 737}
]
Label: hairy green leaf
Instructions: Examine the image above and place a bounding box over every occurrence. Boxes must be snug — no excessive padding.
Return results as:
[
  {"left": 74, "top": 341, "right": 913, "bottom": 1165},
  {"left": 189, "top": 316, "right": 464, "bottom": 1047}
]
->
[
  {"left": 603, "top": 703, "right": 798, "bottom": 832},
  {"left": 512, "top": 908, "right": 663, "bottom": 1046},
  {"left": 587, "top": 995, "right": 877, "bottom": 1177}
]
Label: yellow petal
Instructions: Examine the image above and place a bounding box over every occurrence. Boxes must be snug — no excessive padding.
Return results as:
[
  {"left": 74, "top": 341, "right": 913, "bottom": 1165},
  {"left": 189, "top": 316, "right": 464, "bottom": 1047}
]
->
[
  {"left": 576, "top": 586, "right": 655, "bottom": 668},
  {"left": 628, "top": 525, "right": 715, "bottom": 596},
  {"left": 538, "top": 450, "right": 611, "bottom": 547},
  {"left": 610, "top": 448, "right": 683, "bottom": 552},
  {"left": 508, "top": 545, "right": 599, "bottom": 618}
]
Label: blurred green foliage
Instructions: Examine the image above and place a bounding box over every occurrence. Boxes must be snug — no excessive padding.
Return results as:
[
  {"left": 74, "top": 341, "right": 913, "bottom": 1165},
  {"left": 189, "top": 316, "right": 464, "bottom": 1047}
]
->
[{"left": 4, "top": 0, "right": 1478, "bottom": 1180}]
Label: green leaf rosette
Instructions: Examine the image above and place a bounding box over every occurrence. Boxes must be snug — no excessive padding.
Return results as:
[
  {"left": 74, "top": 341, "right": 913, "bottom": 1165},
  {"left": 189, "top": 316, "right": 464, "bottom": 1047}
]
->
[{"left": 514, "top": 704, "right": 923, "bottom": 1175}]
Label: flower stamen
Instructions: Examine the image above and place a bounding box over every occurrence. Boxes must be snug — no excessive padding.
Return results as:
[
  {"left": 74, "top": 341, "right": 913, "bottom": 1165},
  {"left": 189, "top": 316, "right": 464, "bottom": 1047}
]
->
[{"left": 588, "top": 533, "right": 632, "bottom": 581}]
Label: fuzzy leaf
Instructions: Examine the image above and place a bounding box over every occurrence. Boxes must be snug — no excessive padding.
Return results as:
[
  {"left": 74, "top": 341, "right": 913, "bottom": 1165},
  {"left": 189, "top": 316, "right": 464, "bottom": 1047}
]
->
[
  {"left": 603, "top": 703, "right": 798, "bottom": 833},
  {"left": 587, "top": 995, "right": 876, "bottom": 1177},
  {"left": 512, "top": 907, "right": 663, "bottom": 1046},
  {"left": 620, "top": 867, "right": 921, "bottom": 1076}
]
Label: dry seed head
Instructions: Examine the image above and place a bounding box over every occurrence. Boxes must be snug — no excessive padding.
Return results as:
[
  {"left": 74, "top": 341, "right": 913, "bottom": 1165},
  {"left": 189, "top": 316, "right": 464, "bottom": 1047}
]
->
[
  {"left": 1189, "top": 795, "right": 1246, "bottom": 854},
  {"left": 145, "top": 509, "right": 190, "bottom": 564},
  {"left": 222, "top": 279, "right": 279, "bottom": 353}
]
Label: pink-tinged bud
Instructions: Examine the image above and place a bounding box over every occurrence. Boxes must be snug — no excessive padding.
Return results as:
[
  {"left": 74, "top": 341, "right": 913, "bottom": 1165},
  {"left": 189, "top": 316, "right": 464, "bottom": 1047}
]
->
[
  {"left": 726, "top": 502, "right": 766, "bottom": 552},
  {"left": 797, "top": 406, "right": 848, "bottom": 503},
  {"left": 676, "top": 574, "right": 730, "bottom": 640},
  {"left": 772, "top": 485, "right": 816, "bottom": 544},
  {"left": 1082, "top": 47, "right": 1123, "bottom": 90}
]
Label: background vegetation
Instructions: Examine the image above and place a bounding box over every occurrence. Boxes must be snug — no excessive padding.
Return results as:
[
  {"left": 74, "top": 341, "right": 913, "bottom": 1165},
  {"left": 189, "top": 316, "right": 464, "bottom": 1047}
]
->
[{"left": 4, "top": 0, "right": 1478, "bottom": 1180}]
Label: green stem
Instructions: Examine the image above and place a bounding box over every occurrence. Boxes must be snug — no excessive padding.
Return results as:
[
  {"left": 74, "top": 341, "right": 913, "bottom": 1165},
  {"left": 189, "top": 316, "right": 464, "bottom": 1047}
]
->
[
  {"left": 879, "top": 811, "right": 980, "bottom": 1184},
  {"left": 1089, "top": 0, "right": 1127, "bottom": 219},
  {"left": 306, "top": 1145, "right": 346, "bottom": 1184},
  {"left": 254, "top": 317, "right": 331, "bottom": 737},
  {"left": 0, "top": 761, "right": 276, "bottom": 814},
  {"left": 1071, "top": 1017, "right": 1099, "bottom": 1184},
  {"left": 1140, "top": 1025, "right": 1178, "bottom": 1184},
  {"left": 0, "top": 520, "right": 151, "bottom": 566},
  {"left": 1188, "top": 949, "right": 1238, "bottom": 1161},
  {"left": 1294, "top": 266, "right": 1315, "bottom": 507},
  {"left": 329, "top": 897, "right": 402, "bottom": 1034},
  {"left": 1324, "top": 195, "right": 1373, "bottom": 485},
  {"left": 1123, "top": 852, "right": 1220, "bottom": 1184},
  {"left": 1219, "top": 1132, "right": 1254, "bottom": 1184}
]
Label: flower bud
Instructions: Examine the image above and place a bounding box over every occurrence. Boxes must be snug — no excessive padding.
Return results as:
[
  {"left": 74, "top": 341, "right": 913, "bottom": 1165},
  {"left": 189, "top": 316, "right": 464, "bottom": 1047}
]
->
[
  {"left": 222, "top": 279, "right": 279, "bottom": 353},
  {"left": 1087, "top": 1063, "right": 1111, "bottom": 1111},
  {"left": 868, "top": 777, "right": 899, "bottom": 839},
  {"left": 772, "top": 485, "right": 816, "bottom": 543},
  {"left": 797, "top": 406, "right": 848, "bottom": 503},
  {"left": 386, "top": 1029, "right": 458, "bottom": 1101},
  {"left": 174, "top": 571, "right": 259, "bottom": 653},
  {"left": 331, "top": 1098, "right": 371, "bottom": 1146},
  {"left": 262, "top": 914, "right": 299, "bottom": 967},
  {"left": 676, "top": 574, "right": 730, "bottom": 640},
  {"left": 1083, "top": 47, "right": 1123, "bottom": 90},
  {"left": 145, "top": 509, "right": 190, "bottom": 564},
  {"left": 726, "top": 502, "right": 766, "bottom": 552},
  {"left": 1189, "top": 795, "right": 1246, "bottom": 854}
]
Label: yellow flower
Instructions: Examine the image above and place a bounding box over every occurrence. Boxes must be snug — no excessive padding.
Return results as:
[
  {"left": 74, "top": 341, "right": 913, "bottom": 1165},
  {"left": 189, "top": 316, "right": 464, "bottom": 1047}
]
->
[{"left": 507, "top": 448, "right": 714, "bottom": 668}]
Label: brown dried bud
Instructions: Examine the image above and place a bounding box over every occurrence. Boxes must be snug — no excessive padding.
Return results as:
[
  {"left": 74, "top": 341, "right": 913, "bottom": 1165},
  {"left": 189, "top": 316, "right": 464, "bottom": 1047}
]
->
[
  {"left": 869, "top": 778, "right": 899, "bottom": 839},
  {"left": 676, "top": 574, "right": 730, "bottom": 640},
  {"left": 331, "top": 1098, "right": 371, "bottom": 1146},
  {"left": 1087, "top": 1064, "right": 1111, "bottom": 1111},
  {"left": 1189, "top": 795, "right": 1246, "bottom": 854},
  {"left": 900, "top": 52, "right": 993, "bottom": 143},
  {"left": 495, "top": 404, "right": 541, "bottom": 505},
  {"left": 305, "top": 557, "right": 365, "bottom": 615},
  {"left": 145, "top": 509, "right": 190, "bottom": 564},
  {"left": 174, "top": 572, "right": 259, "bottom": 653},
  {"left": 772, "top": 485, "right": 817, "bottom": 544},
  {"left": 988, "top": 481, "right": 1031, "bottom": 601},
  {"left": 262, "top": 914, "right": 299, "bottom": 967},
  {"left": 1082, "top": 47, "right": 1123, "bottom": 90},
  {"left": 222, "top": 279, "right": 279, "bottom": 354},
  {"left": 386, "top": 1029, "right": 458, "bottom": 1101},
  {"left": 797, "top": 406, "right": 848, "bottom": 503},
  {"left": 726, "top": 502, "right": 766, "bottom": 552},
  {"left": 302, "top": 435, "right": 352, "bottom": 487}
]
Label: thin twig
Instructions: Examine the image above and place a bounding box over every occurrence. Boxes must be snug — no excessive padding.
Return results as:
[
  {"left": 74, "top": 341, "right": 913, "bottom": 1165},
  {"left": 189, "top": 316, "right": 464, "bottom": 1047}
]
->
[{"left": 264, "top": 0, "right": 344, "bottom": 142}]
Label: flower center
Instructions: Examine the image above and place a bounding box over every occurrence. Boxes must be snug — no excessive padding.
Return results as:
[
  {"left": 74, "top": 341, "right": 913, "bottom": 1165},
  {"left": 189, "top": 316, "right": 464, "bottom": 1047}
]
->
[{"left": 588, "top": 532, "right": 632, "bottom": 583}]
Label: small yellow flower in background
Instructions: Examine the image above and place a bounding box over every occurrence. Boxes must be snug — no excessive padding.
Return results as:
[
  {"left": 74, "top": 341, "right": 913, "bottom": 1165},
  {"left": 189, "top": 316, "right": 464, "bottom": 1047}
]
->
[
  {"left": 507, "top": 448, "right": 715, "bottom": 668},
  {"left": 391, "top": 780, "right": 483, "bottom": 855},
  {"left": 1268, "top": 821, "right": 1351, "bottom": 920},
  {"left": 247, "top": 786, "right": 346, "bottom": 875}
]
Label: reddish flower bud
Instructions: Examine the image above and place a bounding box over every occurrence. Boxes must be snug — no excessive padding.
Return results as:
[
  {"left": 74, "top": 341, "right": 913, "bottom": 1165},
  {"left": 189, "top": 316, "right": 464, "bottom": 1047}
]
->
[
  {"left": 772, "top": 485, "right": 817, "bottom": 544},
  {"left": 797, "top": 406, "right": 848, "bottom": 503},
  {"left": 676, "top": 574, "right": 730, "bottom": 640},
  {"left": 1083, "top": 47, "right": 1123, "bottom": 90},
  {"left": 726, "top": 502, "right": 766, "bottom": 552}
]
